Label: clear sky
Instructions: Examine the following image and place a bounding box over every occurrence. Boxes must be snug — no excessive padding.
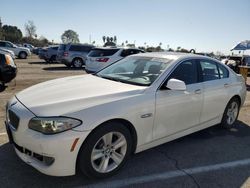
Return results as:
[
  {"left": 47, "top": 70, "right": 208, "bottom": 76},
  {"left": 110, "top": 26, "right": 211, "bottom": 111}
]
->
[{"left": 1, "top": 0, "right": 249, "bottom": 54}]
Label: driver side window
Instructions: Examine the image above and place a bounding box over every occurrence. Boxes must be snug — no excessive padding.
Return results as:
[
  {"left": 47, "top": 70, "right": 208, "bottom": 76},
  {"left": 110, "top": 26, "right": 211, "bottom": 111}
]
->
[{"left": 167, "top": 60, "right": 198, "bottom": 85}]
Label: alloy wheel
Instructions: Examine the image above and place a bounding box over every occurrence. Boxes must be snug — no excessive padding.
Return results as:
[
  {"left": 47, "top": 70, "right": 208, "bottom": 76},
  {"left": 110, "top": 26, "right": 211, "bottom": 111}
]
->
[
  {"left": 91, "top": 132, "right": 127, "bottom": 173},
  {"left": 226, "top": 101, "right": 238, "bottom": 125}
]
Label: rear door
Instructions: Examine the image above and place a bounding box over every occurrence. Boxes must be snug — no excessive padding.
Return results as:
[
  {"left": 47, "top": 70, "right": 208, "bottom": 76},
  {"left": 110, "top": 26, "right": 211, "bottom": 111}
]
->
[{"left": 198, "top": 59, "right": 231, "bottom": 124}]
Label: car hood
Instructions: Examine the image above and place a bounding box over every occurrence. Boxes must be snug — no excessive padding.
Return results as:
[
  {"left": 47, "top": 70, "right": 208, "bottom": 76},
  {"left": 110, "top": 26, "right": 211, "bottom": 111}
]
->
[{"left": 16, "top": 74, "right": 146, "bottom": 116}]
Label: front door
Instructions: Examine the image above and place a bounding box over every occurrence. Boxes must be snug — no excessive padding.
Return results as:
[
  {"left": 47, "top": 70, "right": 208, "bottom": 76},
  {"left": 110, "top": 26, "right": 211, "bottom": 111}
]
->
[{"left": 153, "top": 59, "right": 203, "bottom": 139}]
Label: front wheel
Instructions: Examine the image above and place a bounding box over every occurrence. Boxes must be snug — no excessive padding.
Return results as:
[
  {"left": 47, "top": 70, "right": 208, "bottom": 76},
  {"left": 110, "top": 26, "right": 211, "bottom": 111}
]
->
[
  {"left": 220, "top": 98, "right": 240, "bottom": 129},
  {"left": 78, "top": 122, "right": 132, "bottom": 178}
]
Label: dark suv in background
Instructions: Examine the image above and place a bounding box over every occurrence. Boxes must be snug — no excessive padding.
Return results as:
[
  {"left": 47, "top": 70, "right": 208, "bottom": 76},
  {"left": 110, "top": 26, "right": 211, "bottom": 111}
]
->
[
  {"left": 57, "top": 43, "right": 94, "bottom": 68},
  {"left": 0, "top": 52, "right": 17, "bottom": 86}
]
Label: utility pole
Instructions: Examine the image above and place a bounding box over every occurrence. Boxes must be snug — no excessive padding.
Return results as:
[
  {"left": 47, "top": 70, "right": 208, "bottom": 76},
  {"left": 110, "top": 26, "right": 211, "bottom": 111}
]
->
[{"left": 89, "top": 34, "right": 92, "bottom": 44}]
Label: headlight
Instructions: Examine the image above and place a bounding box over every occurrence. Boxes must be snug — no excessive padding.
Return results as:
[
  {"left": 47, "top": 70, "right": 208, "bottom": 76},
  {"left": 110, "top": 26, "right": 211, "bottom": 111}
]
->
[{"left": 28, "top": 117, "right": 82, "bottom": 134}]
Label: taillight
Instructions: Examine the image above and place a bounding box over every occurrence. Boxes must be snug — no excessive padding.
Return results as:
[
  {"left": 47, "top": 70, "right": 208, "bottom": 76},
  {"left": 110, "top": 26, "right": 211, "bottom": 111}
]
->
[
  {"left": 63, "top": 52, "right": 69, "bottom": 57},
  {"left": 96, "top": 58, "right": 109, "bottom": 62}
]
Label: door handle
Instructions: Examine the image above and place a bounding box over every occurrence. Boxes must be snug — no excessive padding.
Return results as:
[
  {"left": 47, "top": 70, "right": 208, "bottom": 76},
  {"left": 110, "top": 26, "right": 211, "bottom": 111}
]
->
[
  {"left": 194, "top": 89, "right": 201, "bottom": 94},
  {"left": 224, "top": 83, "right": 229, "bottom": 88}
]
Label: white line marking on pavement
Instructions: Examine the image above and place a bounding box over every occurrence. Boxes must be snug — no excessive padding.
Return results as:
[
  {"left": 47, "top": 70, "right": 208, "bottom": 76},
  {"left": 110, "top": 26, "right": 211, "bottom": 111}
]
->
[
  {"left": 0, "top": 132, "right": 7, "bottom": 136},
  {"left": 87, "top": 158, "right": 250, "bottom": 188}
]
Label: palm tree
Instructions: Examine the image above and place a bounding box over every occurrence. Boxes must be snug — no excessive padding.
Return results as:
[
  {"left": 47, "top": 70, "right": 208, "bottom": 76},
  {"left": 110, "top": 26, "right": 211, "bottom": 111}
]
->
[
  {"left": 106, "top": 37, "right": 110, "bottom": 42},
  {"left": 110, "top": 37, "right": 113, "bottom": 42},
  {"left": 102, "top": 36, "right": 106, "bottom": 43},
  {"left": 114, "top": 36, "right": 117, "bottom": 43}
]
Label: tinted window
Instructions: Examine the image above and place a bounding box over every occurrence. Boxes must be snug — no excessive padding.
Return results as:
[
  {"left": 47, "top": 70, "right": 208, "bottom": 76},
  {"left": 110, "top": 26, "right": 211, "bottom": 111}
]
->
[
  {"left": 69, "top": 45, "right": 82, "bottom": 51},
  {"left": 120, "top": 49, "right": 143, "bottom": 57},
  {"left": 200, "top": 60, "right": 219, "bottom": 81},
  {"left": 81, "top": 46, "right": 93, "bottom": 52},
  {"left": 88, "top": 49, "right": 119, "bottom": 57},
  {"left": 0, "top": 42, "right": 5, "bottom": 47},
  {"left": 217, "top": 63, "right": 229, "bottom": 79},
  {"left": 168, "top": 60, "right": 198, "bottom": 85},
  {"left": 52, "top": 47, "right": 58, "bottom": 50},
  {"left": 58, "top": 44, "right": 66, "bottom": 51}
]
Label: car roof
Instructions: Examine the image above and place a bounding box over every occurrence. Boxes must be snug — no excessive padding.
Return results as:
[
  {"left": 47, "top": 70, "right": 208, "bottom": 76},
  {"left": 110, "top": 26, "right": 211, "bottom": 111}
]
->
[
  {"left": 92, "top": 46, "right": 142, "bottom": 50},
  {"left": 133, "top": 52, "right": 212, "bottom": 61}
]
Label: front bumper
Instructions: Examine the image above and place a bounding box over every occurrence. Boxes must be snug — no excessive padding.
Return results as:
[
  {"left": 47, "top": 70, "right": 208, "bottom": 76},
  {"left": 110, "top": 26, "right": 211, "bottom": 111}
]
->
[{"left": 5, "top": 97, "right": 90, "bottom": 176}]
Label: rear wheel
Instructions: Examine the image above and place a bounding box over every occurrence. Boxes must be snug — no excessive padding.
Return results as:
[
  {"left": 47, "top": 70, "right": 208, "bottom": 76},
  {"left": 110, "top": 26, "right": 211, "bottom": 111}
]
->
[
  {"left": 49, "top": 55, "right": 57, "bottom": 63},
  {"left": 19, "top": 51, "right": 27, "bottom": 59},
  {"left": 220, "top": 98, "right": 240, "bottom": 129},
  {"left": 72, "top": 58, "right": 83, "bottom": 68},
  {"left": 78, "top": 122, "right": 132, "bottom": 178}
]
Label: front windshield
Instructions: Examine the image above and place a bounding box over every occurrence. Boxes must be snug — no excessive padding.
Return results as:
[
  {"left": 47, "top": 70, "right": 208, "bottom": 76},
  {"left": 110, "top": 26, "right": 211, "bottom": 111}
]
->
[{"left": 96, "top": 56, "right": 172, "bottom": 86}]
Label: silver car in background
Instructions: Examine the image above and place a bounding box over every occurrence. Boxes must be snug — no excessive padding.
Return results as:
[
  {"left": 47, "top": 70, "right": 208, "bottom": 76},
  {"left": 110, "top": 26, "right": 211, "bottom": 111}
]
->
[
  {"left": 85, "top": 47, "right": 144, "bottom": 73},
  {"left": 56, "top": 43, "right": 94, "bottom": 68}
]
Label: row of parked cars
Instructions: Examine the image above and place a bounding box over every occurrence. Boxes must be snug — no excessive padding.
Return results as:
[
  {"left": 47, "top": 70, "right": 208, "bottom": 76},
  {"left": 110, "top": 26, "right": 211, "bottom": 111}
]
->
[
  {"left": 0, "top": 40, "right": 31, "bottom": 59},
  {"left": 38, "top": 43, "right": 144, "bottom": 72}
]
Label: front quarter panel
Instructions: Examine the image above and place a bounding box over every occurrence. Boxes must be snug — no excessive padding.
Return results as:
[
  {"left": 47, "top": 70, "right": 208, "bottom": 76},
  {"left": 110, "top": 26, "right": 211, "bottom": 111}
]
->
[{"left": 69, "top": 93, "right": 155, "bottom": 147}]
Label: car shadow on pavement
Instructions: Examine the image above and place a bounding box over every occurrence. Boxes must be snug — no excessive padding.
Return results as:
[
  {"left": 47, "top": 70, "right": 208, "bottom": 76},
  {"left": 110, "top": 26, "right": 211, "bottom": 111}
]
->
[
  {"left": 29, "top": 61, "right": 60, "bottom": 65},
  {"left": 43, "top": 67, "right": 85, "bottom": 71},
  {"left": 246, "top": 83, "right": 250, "bottom": 91},
  {"left": 1, "top": 120, "right": 250, "bottom": 187}
]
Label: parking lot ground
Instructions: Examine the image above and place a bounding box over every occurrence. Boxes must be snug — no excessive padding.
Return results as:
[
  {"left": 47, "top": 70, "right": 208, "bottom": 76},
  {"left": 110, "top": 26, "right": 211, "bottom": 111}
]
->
[{"left": 0, "top": 56, "right": 250, "bottom": 188}]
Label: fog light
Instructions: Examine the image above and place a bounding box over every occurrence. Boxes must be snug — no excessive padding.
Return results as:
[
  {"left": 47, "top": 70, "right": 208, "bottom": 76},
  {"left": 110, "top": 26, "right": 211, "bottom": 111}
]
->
[{"left": 43, "top": 156, "right": 55, "bottom": 166}]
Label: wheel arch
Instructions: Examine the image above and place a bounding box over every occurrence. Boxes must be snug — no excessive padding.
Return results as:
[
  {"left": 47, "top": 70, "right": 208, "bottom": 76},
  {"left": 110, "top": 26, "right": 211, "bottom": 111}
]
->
[
  {"left": 75, "top": 118, "right": 138, "bottom": 174},
  {"left": 19, "top": 51, "right": 27, "bottom": 56},
  {"left": 72, "top": 56, "right": 84, "bottom": 63},
  {"left": 230, "top": 95, "right": 242, "bottom": 107},
  {"left": 85, "top": 118, "right": 138, "bottom": 154}
]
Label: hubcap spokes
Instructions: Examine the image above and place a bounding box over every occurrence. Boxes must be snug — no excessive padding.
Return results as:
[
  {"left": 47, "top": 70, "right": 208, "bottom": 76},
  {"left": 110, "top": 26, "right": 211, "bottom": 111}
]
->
[
  {"left": 91, "top": 132, "right": 127, "bottom": 173},
  {"left": 74, "top": 60, "right": 82, "bottom": 67},
  {"left": 226, "top": 102, "right": 238, "bottom": 125}
]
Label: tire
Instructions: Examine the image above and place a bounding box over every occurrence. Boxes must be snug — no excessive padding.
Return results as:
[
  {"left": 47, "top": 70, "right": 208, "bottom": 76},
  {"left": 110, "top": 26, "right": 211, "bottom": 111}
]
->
[
  {"left": 220, "top": 98, "right": 240, "bottom": 129},
  {"left": 72, "top": 58, "right": 83, "bottom": 68},
  {"left": 78, "top": 122, "right": 132, "bottom": 178},
  {"left": 49, "top": 55, "right": 56, "bottom": 63},
  {"left": 19, "top": 51, "right": 27, "bottom": 59}
]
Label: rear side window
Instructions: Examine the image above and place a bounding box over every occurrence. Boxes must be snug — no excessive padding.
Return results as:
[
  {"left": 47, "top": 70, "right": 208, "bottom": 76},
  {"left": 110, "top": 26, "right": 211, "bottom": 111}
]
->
[
  {"left": 168, "top": 60, "right": 198, "bottom": 85},
  {"left": 58, "top": 44, "right": 66, "bottom": 51},
  {"left": 88, "top": 49, "right": 119, "bottom": 57},
  {"left": 69, "top": 45, "right": 82, "bottom": 51},
  {"left": 200, "top": 60, "right": 220, "bottom": 81},
  {"left": 217, "top": 63, "right": 229, "bottom": 79},
  {"left": 52, "top": 47, "right": 58, "bottom": 50}
]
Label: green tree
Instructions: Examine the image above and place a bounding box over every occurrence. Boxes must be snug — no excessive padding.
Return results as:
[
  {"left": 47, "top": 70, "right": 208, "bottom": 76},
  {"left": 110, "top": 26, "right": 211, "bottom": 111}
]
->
[
  {"left": 25, "top": 20, "right": 37, "bottom": 38},
  {"left": 2, "top": 25, "right": 23, "bottom": 42},
  {"left": 61, "top": 29, "right": 80, "bottom": 43}
]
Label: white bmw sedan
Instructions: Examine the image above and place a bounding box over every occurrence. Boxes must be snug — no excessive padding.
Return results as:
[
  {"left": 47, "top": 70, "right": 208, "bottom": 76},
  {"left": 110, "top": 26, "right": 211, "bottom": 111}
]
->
[{"left": 5, "top": 52, "right": 246, "bottom": 178}]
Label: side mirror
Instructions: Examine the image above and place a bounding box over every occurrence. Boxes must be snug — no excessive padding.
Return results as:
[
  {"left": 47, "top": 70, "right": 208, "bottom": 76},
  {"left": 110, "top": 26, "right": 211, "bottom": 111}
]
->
[{"left": 165, "top": 78, "right": 186, "bottom": 91}]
